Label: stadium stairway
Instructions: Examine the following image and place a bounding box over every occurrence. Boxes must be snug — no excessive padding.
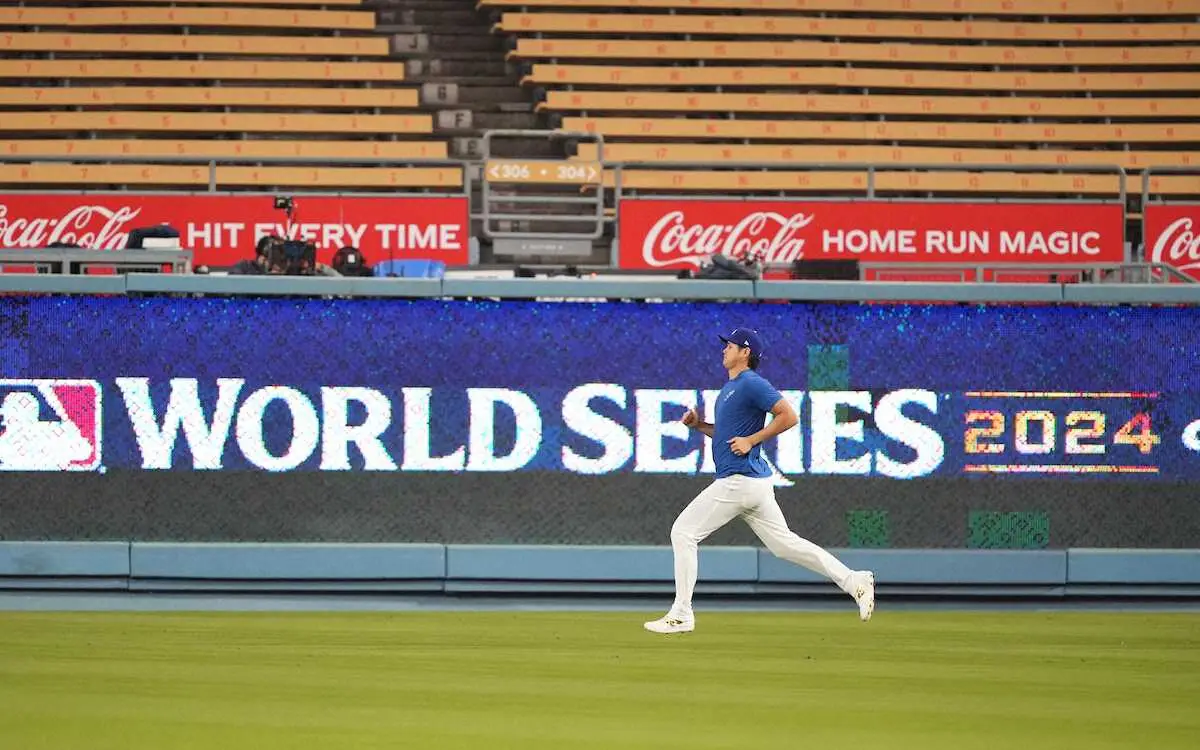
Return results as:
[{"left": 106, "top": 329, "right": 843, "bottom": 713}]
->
[
  {"left": 369, "top": 0, "right": 579, "bottom": 248},
  {"left": 371, "top": 0, "right": 559, "bottom": 158}
]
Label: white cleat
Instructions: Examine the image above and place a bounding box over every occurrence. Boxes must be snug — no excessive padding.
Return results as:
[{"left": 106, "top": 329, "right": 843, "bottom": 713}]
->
[
  {"left": 643, "top": 615, "right": 695, "bottom": 634},
  {"left": 852, "top": 571, "right": 876, "bottom": 622}
]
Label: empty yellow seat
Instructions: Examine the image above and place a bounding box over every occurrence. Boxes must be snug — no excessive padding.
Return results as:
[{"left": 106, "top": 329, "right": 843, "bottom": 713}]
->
[
  {"left": 511, "top": 38, "right": 1196, "bottom": 67},
  {"left": 545, "top": 91, "right": 1200, "bottom": 119},
  {"left": 0, "top": 59, "right": 406, "bottom": 82},
  {"left": 0, "top": 163, "right": 462, "bottom": 189},
  {"left": 576, "top": 143, "right": 1199, "bottom": 171},
  {"left": 0, "top": 7, "right": 374, "bottom": 31},
  {"left": 478, "top": 0, "right": 1200, "bottom": 16},
  {"left": 0, "top": 86, "right": 419, "bottom": 109},
  {"left": 2, "top": 139, "right": 449, "bottom": 160},
  {"left": 1147, "top": 175, "right": 1200, "bottom": 196},
  {"left": 603, "top": 169, "right": 1127, "bottom": 195},
  {"left": 20, "top": 0, "right": 363, "bottom": 5},
  {"left": 0, "top": 32, "right": 389, "bottom": 57},
  {"left": 598, "top": 169, "right": 1198, "bottom": 196},
  {"left": 562, "top": 117, "right": 1200, "bottom": 144},
  {"left": 0, "top": 111, "right": 432, "bottom": 135},
  {"left": 527, "top": 65, "right": 1200, "bottom": 93},
  {"left": 498, "top": 12, "right": 1199, "bottom": 42}
]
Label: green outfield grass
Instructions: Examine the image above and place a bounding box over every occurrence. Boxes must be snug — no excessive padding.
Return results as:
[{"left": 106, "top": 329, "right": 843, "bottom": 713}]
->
[{"left": 0, "top": 611, "right": 1196, "bottom": 750}]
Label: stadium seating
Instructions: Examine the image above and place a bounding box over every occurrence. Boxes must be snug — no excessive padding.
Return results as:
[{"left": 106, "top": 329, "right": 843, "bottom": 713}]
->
[
  {"left": 16, "top": 0, "right": 361, "bottom": 4},
  {"left": 489, "top": 0, "right": 1200, "bottom": 196},
  {"left": 479, "top": 0, "right": 1196, "bottom": 14},
  {"left": 0, "top": 113, "right": 431, "bottom": 135},
  {"left": 2, "top": 140, "right": 448, "bottom": 160},
  {"left": 0, "top": 87, "right": 420, "bottom": 108},
  {"left": 531, "top": 65, "right": 1198, "bottom": 93},
  {"left": 545, "top": 91, "right": 1199, "bottom": 119},
  {"left": 602, "top": 169, "right": 1125, "bottom": 194},
  {"left": 0, "top": 60, "right": 407, "bottom": 83},
  {"left": 0, "top": 164, "right": 462, "bottom": 188},
  {"left": 3, "top": 0, "right": 1196, "bottom": 199},
  {"left": 497, "top": 13, "right": 1200, "bottom": 42},
  {"left": 510, "top": 38, "right": 1197, "bottom": 66},
  {"left": 575, "top": 144, "right": 1198, "bottom": 171},
  {"left": 0, "top": 6, "right": 375, "bottom": 31},
  {"left": 561, "top": 118, "right": 1200, "bottom": 145},
  {"left": 0, "top": 32, "right": 388, "bottom": 57},
  {"left": 0, "top": 0, "right": 456, "bottom": 192}
]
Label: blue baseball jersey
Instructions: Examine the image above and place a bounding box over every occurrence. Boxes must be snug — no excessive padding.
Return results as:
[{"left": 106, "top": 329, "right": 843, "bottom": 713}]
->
[{"left": 712, "top": 370, "right": 784, "bottom": 479}]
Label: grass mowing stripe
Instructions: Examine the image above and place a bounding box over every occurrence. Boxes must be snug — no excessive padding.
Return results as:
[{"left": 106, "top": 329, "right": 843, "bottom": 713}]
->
[{"left": 0, "top": 612, "right": 1196, "bottom": 750}]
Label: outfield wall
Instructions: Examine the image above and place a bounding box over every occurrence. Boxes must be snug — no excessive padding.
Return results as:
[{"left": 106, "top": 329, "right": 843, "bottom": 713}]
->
[
  {"left": 4, "top": 294, "right": 1200, "bottom": 548},
  {"left": 1, "top": 279, "right": 1198, "bottom": 596},
  {"left": 1, "top": 542, "right": 1198, "bottom": 598}
]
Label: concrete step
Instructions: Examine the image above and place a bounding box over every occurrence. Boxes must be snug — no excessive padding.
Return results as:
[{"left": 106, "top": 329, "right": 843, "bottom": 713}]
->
[
  {"left": 388, "top": 32, "right": 502, "bottom": 53},
  {"left": 409, "top": 75, "right": 519, "bottom": 89},
  {"left": 453, "top": 134, "right": 560, "bottom": 159},
  {"left": 377, "top": 8, "right": 485, "bottom": 27},
  {"left": 405, "top": 58, "right": 514, "bottom": 78},
  {"left": 430, "top": 32, "right": 505, "bottom": 51},
  {"left": 406, "top": 49, "right": 510, "bottom": 63},
  {"left": 389, "top": 35, "right": 507, "bottom": 58},
  {"left": 480, "top": 138, "right": 569, "bottom": 159},
  {"left": 366, "top": 0, "right": 479, "bottom": 8},
  {"left": 463, "top": 111, "right": 543, "bottom": 130},
  {"left": 455, "top": 85, "right": 531, "bottom": 104}
]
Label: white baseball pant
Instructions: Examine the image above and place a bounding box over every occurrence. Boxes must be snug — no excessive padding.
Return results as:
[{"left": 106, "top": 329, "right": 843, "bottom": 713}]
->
[{"left": 667, "top": 474, "right": 854, "bottom": 619}]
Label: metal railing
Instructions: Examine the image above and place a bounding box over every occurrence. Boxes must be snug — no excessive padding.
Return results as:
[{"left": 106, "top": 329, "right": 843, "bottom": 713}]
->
[
  {"left": 0, "top": 154, "right": 472, "bottom": 196},
  {"left": 609, "top": 160, "right": 1127, "bottom": 204},
  {"left": 479, "top": 129, "right": 606, "bottom": 242}
]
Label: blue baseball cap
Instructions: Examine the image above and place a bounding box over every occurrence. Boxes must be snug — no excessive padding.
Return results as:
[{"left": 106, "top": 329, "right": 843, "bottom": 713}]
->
[{"left": 718, "top": 327, "right": 765, "bottom": 358}]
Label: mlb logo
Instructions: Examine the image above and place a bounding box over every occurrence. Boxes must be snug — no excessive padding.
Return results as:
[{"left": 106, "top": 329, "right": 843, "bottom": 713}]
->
[{"left": 0, "top": 379, "right": 102, "bottom": 472}]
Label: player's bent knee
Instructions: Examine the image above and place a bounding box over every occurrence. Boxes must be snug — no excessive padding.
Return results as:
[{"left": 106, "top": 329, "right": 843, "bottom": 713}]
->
[{"left": 670, "top": 522, "right": 697, "bottom": 547}]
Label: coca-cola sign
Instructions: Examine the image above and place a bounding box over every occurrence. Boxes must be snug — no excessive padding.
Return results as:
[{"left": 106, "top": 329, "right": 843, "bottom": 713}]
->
[
  {"left": 640, "top": 210, "right": 814, "bottom": 268},
  {"left": 619, "top": 200, "right": 1126, "bottom": 271},
  {"left": 0, "top": 194, "right": 471, "bottom": 267},
  {"left": 1145, "top": 205, "right": 1200, "bottom": 279},
  {"left": 0, "top": 204, "right": 144, "bottom": 250}
]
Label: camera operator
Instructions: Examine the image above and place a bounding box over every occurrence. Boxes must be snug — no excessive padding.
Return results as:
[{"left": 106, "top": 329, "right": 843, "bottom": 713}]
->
[
  {"left": 230, "top": 235, "right": 282, "bottom": 275},
  {"left": 229, "top": 196, "right": 342, "bottom": 277}
]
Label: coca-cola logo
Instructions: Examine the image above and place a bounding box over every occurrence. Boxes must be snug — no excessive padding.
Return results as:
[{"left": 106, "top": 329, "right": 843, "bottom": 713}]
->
[
  {"left": 640, "top": 210, "right": 813, "bottom": 268},
  {"left": 1150, "top": 216, "right": 1200, "bottom": 273},
  {"left": 0, "top": 204, "right": 143, "bottom": 250}
]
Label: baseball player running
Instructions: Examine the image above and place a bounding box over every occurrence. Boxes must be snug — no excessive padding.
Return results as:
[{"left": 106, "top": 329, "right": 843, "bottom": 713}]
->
[{"left": 644, "top": 327, "right": 876, "bottom": 634}]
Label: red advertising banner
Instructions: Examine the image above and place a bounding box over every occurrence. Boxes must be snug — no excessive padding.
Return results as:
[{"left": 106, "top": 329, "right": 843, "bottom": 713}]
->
[
  {"left": 0, "top": 194, "right": 471, "bottom": 267},
  {"left": 618, "top": 200, "right": 1126, "bottom": 271},
  {"left": 1144, "top": 203, "right": 1200, "bottom": 280}
]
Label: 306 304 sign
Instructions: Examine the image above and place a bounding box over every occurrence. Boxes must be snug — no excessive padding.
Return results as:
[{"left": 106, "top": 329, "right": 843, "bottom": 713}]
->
[{"left": 485, "top": 160, "right": 601, "bottom": 185}]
